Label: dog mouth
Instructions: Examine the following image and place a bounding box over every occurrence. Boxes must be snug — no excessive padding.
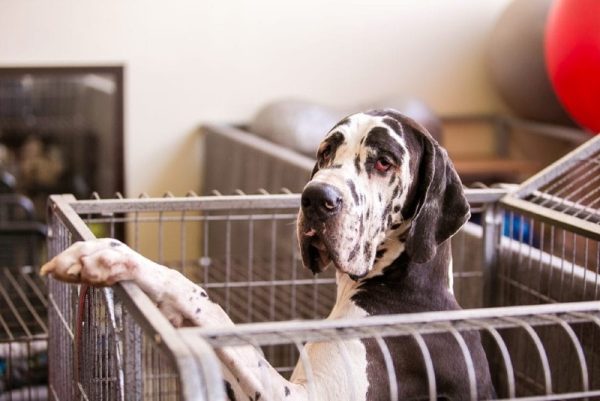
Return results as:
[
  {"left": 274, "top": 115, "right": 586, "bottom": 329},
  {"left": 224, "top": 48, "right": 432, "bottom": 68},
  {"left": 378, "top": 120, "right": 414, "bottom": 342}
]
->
[
  {"left": 298, "top": 218, "right": 370, "bottom": 279},
  {"left": 301, "top": 228, "right": 334, "bottom": 274}
]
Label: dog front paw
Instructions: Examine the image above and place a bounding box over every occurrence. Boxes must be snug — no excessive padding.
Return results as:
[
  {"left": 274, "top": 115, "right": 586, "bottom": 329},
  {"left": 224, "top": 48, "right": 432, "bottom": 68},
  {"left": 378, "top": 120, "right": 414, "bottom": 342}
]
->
[{"left": 40, "top": 238, "right": 139, "bottom": 286}]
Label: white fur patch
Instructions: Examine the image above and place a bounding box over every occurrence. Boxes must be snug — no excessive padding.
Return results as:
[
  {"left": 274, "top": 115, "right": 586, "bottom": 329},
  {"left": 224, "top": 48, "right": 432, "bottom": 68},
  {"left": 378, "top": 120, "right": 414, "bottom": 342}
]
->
[{"left": 291, "top": 271, "right": 369, "bottom": 401}]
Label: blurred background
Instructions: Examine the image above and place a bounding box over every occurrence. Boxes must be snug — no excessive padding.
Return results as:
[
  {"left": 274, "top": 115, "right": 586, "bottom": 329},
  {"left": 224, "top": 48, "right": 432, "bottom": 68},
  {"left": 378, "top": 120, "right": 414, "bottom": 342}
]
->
[
  {"left": 1, "top": 0, "right": 598, "bottom": 263},
  {"left": 2, "top": 1, "right": 600, "bottom": 398},
  {"left": 0, "top": 0, "right": 559, "bottom": 203}
]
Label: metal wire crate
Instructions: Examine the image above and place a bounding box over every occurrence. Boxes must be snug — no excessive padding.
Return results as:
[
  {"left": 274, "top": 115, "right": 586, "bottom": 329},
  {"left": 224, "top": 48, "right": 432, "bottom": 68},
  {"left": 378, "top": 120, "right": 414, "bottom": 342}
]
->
[
  {"left": 46, "top": 135, "right": 600, "bottom": 401},
  {"left": 0, "top": 266, "right": 48, "bottom": 401},
  {"left": 495, "top": 135, "right": 600, "bottom": 308},
  {"left": 0, "top": 194, "right": 47, "bottom": 268}
]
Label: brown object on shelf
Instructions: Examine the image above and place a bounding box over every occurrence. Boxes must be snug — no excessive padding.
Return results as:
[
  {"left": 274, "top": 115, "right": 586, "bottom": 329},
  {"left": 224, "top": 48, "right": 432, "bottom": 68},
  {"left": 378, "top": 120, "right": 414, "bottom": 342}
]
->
[{"left": 453, "top": 158, "right": 543, "bottom": 184}]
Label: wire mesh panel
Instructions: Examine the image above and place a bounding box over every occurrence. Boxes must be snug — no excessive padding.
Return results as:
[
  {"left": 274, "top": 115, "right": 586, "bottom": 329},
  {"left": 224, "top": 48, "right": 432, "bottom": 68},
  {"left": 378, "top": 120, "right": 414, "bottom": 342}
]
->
[
  {"left": 201, "top": 124, "right": 314, "bottom": 195},
  {"left": 47, "top": 195, "right": 219, "bottom": 401},
  {"left": 498, "top": 135, "right": 600, "bottom": 306},
  {"left": 0, "top": 266, "right": 48, "bottom": 401},
  {"left": 46, "top": 191, "right": 498, "bottom": 398},
  {"left": 46, "top": 183, "right": 600, "bottom": 400},
  {"left": 495, "top": 210, "right": 600, "bottom": 306}
]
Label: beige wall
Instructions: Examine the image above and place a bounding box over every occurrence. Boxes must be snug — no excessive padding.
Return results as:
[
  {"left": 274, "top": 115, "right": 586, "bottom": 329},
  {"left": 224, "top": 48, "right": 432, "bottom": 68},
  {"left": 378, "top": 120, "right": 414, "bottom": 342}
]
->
[{"left": 0, "top": 0, "right": 510, "bottom": 196}]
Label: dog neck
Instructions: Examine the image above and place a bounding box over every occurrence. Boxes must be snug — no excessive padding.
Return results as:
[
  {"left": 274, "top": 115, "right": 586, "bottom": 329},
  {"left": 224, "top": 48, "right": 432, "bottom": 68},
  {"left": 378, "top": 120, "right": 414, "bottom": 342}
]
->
[{"left": 330, "top": 239, "right": 457, "bottom": 318}]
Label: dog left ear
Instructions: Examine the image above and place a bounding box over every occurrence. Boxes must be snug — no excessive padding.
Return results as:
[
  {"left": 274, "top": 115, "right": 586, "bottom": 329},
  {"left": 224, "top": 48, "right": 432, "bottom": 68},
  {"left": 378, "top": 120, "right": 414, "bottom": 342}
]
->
[{"left": 405, "top": 134, "right": 470, "bottom": 264}]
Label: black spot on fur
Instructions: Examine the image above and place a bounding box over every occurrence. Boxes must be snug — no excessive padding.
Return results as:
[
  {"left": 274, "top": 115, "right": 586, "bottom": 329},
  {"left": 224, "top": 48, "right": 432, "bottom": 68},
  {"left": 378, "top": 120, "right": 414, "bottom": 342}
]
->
[
  {"left": 224, "top": 380, "right": 236, "bottom": 401},
  {"left": 347, "top": 179, "right": 359, "bottom": 205},
  {"left": 314, "top": 132, "right": 346, "bottom": 174},
  {"left": 192, "top": 288, "right": 197, "bottom": 293},
  {"left": 110, "top": 241, "right": 122, "bottom": 248},
  {"left": 285, "top": 386, "right": 291, "bottom": 396},
  {"left": 322, "top": 132, "right": 345, "bottom": 158},
  {"left": 354, "top": 154, "right": 361, "bottom": 175},
  {"left": 364, "top": 241, "right": 372, "bottom": 263},
  {"left": 348, "top": 241, "right": 360, "bottom": 261},
  {"left": 391, "top": 223, "right": 402, "bottom": 230},
  {"left": 364, "top": 126, "right": 406, "bottom": 166},
  {"left": 389, "top": 173, "right": 396, "bottom": 185},
  {"left": 384, "top": 202, "right": 393, "bottom": 218},
  {"left": 195, "top": 308, "right": 201, "bottom": 314},
  {"left": 393, "top": 205, "right": 401, "bottom": 213},
  {"left": 255, "top": 392, "right": 261, "bottom": 401},
  {"left": 387, "top": 215, "right": 392, "bottom": 228},
  {"left": 200, "top": 291, "right": 208, "bottom": 298}
]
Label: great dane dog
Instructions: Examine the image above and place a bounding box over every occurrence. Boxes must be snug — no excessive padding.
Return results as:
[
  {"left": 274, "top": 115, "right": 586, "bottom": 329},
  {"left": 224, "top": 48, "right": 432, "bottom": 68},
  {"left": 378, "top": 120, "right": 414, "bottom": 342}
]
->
[{"left": 42, "top": 110, "right": 495, "bottom": 400}]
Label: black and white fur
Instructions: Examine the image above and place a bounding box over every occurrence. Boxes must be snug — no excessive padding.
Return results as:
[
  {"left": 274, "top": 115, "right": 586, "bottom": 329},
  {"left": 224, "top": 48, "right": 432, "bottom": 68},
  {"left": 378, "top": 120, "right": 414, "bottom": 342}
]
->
[{"left": 41, "top": 110, "right": 495, "bottom": 401}]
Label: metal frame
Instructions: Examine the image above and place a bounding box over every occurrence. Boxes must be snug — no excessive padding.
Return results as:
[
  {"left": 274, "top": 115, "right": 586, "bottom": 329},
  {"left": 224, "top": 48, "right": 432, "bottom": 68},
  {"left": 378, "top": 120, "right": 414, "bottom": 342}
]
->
[
  {"left": 501, "top": 135, "right": 600, "bottom": 241},
  {"left": 47, "top": 195, "right": 222, "bottom": 401},
  {"left": 46, "top": 182, "right": 600, "bottom": 400}
]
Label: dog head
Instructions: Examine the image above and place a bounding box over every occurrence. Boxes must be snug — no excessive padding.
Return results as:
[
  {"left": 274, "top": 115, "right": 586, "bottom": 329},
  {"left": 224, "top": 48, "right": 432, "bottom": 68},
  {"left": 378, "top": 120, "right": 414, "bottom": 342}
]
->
[{"left": 297, "top": 109, "right": 469, "bottom": 279}]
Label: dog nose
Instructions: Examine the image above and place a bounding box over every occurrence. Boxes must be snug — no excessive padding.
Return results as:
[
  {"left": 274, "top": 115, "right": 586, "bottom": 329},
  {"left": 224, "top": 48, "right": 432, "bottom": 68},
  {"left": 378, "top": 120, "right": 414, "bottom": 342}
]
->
[{"left": 301, "top": 182, "right": 343, "bottom": 219}]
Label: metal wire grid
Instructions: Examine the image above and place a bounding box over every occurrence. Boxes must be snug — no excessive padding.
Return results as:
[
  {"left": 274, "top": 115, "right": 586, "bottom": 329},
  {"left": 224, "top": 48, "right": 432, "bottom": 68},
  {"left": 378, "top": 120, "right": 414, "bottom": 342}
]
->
[
  {"left": 503, "top": 135, "right": 600, "bottom": 234},
  {"left": 528, "top": 155, "right": 600, "bottom": 223},
  {"left": 47, "top": 187, "right": 600, "bottom": 400},
  {"left": 496, "top": 135, "right": 600, "bottom": 307},
  {"left": 46, "top": 190, "right": 498, "bottom": 400},
  {"left": 76, "top": 287, "right": 183, "bottom": 401},
  {"left": 47, "top": 279, "right": 187, "bottom": 401},
  {"left": 47, "top": 195, "right": 220, "bottom": 401},
  {"left": 495, "top": 210, "right": 600, "bottom": 306},
  {"left": 74, "top": 191, "right": 496, "bottom": 323},
  {"left": 0, "top": 266, "right": 48, "bottom": 401},
  {"left": 201, "top": 124, "right": 314, "bottom": 195},
  {"left": 489, "top": 212, "right": 600, "bottom": 397}
]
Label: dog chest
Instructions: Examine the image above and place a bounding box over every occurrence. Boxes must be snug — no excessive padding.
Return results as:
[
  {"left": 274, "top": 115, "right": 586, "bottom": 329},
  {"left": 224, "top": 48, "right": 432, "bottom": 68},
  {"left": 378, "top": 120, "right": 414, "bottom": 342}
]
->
[{"left": 290, "top": 338, "right": 369, "bottom": 401}]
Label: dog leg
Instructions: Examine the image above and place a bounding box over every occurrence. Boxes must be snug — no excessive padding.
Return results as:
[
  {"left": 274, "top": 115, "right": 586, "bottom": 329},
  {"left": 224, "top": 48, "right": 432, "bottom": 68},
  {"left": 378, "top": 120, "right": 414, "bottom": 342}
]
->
[{"left": 41, "top": 239, "right": 309, "bottom": 401}]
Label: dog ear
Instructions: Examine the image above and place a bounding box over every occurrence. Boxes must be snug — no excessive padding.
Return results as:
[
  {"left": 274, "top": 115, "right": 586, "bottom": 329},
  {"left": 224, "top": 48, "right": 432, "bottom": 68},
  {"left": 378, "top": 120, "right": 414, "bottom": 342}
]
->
[
  {"left": 310, "top": 162, "right": 319, "bottom": 179},
  {"left": 404, "top": 132, "right": 470, "bottom": 264}
]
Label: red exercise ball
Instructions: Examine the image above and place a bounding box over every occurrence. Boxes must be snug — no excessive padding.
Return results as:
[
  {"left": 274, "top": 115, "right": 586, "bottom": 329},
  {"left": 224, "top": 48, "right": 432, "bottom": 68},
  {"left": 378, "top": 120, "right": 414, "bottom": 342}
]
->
[{"left": 545, "top": 0, "right": 600, "bottom": 134}]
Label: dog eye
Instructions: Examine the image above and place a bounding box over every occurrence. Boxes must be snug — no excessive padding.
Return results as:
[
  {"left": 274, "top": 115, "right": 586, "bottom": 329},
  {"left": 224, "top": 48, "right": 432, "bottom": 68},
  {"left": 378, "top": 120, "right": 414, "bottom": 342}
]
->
[
  {"left": 318, "top": 145, "right": 332, "bottom": 167},
  {"left": 375, "top": 157, "right": 392, "bottom": 173}
]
